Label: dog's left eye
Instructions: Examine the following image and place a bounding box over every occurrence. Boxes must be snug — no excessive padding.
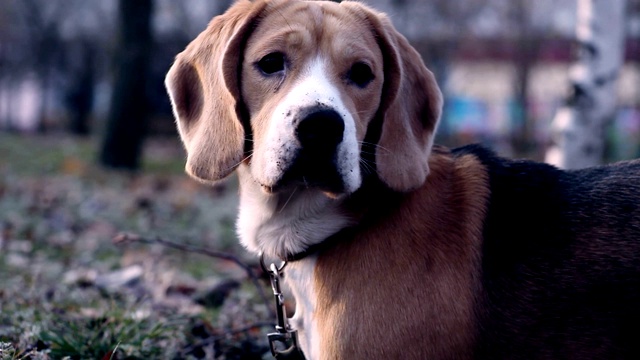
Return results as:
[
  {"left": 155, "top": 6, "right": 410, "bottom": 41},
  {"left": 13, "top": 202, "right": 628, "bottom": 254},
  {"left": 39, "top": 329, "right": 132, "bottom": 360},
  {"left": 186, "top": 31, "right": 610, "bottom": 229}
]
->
[
  {"left": 348, "top": 62, "right": 374, "bottom": 88},
  {"left": 257, "top": 52, "right": 286, "bottom": 75}
]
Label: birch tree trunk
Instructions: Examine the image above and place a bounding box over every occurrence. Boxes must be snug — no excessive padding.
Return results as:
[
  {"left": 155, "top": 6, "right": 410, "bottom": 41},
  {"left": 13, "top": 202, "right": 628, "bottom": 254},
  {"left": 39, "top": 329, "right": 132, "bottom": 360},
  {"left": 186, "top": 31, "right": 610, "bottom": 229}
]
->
[{"left": 545, "top": 0, "right": 627, "bottom": 169}]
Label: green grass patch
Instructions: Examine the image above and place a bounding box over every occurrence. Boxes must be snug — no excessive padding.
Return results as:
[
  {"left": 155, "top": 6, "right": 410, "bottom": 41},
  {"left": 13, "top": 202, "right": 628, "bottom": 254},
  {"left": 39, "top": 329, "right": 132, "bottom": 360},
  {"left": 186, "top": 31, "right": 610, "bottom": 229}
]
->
[
  {"left": 0, "top": 133, "right": 186, "bottom": 177},
  {"left": 0, "top": 133, "right": 95, "bottom": 176},
  {"left": 39, "top": 307, "right": 182, "bottom": 359}
]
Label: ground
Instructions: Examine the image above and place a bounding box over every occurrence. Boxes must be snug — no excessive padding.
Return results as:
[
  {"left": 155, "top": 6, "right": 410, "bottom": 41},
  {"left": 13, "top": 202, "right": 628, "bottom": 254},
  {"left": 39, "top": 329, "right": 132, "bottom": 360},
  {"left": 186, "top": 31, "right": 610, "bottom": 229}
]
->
[{"left": 0, "top": 133, "right": 274, "bottom": 360}]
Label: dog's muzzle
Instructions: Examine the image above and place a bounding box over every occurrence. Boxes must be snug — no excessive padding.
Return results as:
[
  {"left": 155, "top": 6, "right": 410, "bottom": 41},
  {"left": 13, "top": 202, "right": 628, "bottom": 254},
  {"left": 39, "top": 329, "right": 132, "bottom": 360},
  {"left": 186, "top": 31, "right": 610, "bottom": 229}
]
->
[{"left": 278, "top": 108, "right": 346, "bottom": 193}]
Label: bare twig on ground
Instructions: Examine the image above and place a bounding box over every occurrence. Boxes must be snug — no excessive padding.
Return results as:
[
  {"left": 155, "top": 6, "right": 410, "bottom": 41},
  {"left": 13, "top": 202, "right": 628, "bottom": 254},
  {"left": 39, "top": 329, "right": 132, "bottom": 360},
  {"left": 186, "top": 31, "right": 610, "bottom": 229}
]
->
[
  {"left": 112, "top": 232, "right": 275, "bottom": 318},
  {"left": 181, "top": 321, "right": 276, "bottom": 355}
]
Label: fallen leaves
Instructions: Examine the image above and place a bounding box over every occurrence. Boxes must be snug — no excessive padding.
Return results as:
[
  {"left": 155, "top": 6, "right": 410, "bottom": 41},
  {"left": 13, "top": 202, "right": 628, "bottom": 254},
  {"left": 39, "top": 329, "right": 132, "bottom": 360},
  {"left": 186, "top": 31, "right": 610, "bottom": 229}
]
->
[{"left": 0, "top": 137, "right": 272, "bottom": 359}]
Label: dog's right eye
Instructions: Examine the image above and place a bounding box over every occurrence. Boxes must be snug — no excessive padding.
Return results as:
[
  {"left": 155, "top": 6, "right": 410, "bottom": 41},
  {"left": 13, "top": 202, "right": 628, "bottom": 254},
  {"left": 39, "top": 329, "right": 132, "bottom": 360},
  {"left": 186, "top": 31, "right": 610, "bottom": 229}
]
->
[{"left": 256, "top": 52, "right": 286, "bottom": 75}]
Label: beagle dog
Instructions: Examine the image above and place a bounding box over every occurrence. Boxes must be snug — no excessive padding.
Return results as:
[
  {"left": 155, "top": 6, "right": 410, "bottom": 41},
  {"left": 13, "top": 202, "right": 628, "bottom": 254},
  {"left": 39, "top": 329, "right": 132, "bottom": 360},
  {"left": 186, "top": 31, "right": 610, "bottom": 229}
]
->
[{"left": 165, "top": 0, "right": 640, "bottom": 358}]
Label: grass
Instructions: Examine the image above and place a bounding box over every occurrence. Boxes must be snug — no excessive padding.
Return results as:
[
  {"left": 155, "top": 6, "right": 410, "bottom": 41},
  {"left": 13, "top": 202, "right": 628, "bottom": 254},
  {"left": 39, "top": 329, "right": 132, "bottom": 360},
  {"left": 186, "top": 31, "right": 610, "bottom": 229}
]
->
[
  {"left": 0, "top": 133, "right": 272, "bottom": 359},
  {"left": 1, "top": 289, "right": 190, "bottom": 359},
  {"left": 0, "top": 133, "right": 95, "bottom": 176},
  {"left": 0, "top": 133, "right": 186, "bottom": 177},
  {"left": 39, "top": 307, "right": 179, "bottom": 359}
]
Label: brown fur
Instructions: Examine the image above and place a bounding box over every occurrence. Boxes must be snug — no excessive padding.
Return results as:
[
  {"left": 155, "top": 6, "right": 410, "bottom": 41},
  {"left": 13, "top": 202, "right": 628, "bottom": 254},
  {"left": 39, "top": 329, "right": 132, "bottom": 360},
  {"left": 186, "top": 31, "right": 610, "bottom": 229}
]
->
[
  {"left": 340, "top": 2, "right": 443, "bottom": 191},
  {"left": 313, "top": 149, "right": 487, "bottom": 359}
]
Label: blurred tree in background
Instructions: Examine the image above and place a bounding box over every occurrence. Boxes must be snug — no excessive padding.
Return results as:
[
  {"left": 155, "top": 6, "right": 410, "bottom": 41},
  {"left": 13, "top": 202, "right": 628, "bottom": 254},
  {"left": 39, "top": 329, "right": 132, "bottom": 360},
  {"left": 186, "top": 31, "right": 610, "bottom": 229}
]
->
[
  {"left": 546, "top": 0, "right": 628, "bottom": 169},
  {"left": 0, "top": 0, "right": 115, "bottom": 134},
  {"left": 99, "top": 0, "right": 153, "bottom": 170},
  {"left": 510, "top": 0, "right": 541, "bottom": 155},
  {"left": 0, "top": 0, "right": 638, "bottom": 166},
  {"left": 14, "top": 0, "right": 65, "bottom": 133},
  {"left": 65, "top": 39, "right": 96, "bottom": 136}
]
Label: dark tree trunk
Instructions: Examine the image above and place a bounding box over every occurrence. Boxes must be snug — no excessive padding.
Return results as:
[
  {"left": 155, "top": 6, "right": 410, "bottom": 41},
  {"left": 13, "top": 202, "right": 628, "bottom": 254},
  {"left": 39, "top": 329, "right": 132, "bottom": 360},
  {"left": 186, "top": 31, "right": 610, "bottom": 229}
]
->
[
  {"left": 66, "top": 41, "right": 96, "bottom": 136},
  {"left": 100, "top": 0, "right": 153, "bottom": 170},
  {"left": 510, "top": 0, "right": 539, "bottom": 156}
]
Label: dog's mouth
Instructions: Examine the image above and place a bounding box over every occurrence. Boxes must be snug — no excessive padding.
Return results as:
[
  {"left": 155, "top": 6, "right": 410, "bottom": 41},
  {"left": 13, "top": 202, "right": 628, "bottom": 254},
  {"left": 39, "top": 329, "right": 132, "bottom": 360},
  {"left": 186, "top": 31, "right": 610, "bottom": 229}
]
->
[{"left": 262, "top": 148, "right": 346, "bottom": 197}]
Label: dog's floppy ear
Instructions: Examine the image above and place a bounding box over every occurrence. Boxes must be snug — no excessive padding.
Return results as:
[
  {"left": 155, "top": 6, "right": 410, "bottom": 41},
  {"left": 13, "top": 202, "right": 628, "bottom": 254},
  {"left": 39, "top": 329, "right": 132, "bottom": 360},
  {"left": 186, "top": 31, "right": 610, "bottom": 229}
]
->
[
  {"left": 344, "top": 3, "right": 443, "bottom": 192},
  {"left": 165, "top": 0, "right": 267, "bottom": 183}
]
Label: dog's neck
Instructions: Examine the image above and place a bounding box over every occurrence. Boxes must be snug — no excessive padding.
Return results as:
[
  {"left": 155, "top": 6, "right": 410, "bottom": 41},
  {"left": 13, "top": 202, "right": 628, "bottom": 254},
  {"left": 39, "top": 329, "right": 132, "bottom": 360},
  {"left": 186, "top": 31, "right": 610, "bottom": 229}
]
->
[
  {"left": 235, "top": 163, "right": 356, "bottom": 359},
  {"left": 235, "top": 164, "right": 357, "bottom": 261}
]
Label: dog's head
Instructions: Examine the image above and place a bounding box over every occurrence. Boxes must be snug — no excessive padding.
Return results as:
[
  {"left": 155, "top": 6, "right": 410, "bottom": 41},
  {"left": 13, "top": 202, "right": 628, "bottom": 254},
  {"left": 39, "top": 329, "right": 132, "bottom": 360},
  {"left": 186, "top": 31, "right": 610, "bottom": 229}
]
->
[{"left": 166, "top": 0, "right": 442, "bottom": 196}]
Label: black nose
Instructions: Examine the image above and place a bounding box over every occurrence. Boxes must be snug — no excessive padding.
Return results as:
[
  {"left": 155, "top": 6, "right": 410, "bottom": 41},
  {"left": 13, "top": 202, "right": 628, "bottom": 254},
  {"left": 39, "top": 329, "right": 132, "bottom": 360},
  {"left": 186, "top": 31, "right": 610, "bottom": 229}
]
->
[{"left": 296, "top": 109, "right": 345, "bottom": 150}]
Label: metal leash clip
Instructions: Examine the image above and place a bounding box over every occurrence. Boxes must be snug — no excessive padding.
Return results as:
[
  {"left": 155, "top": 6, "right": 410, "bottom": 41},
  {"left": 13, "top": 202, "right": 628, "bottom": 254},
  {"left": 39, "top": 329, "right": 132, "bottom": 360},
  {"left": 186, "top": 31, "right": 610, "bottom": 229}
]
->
[{"left": 260, "top": 253, "right": 306, "bottom": 360}]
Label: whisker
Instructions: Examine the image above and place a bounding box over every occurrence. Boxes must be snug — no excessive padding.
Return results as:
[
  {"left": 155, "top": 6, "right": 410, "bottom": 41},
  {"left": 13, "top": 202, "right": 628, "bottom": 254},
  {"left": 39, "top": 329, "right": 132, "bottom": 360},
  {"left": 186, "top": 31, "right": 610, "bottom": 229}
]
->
[
  {"left": 358, "top": 141, "right": 392, "bottom": 155},
  {"left": 221, "top": 153, "right": 253, "bottom": 173},
  {"left": 359, "top": 158, "right": 376, "bottom": 175},
  {"left": 278, "top": 186, "right": 298, "bottom": 213}
]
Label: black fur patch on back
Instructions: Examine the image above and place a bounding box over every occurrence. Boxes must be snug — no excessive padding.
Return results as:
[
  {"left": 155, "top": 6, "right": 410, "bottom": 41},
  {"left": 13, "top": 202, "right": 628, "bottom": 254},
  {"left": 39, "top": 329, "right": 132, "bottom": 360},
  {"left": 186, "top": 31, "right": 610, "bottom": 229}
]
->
[{"left": 453, "top": 144, "right": 640, "bottom": 359}]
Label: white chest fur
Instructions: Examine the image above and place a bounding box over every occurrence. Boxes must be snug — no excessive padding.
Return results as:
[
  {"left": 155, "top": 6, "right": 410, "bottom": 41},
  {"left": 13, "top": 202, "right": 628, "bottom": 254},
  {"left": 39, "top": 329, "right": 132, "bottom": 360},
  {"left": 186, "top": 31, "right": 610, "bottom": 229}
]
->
[
  {"left": 285, "top": 257, "right": 320, "bottom": 360},
  {"left": 235, "top": 164, "right": 353, "bottom": 260}
]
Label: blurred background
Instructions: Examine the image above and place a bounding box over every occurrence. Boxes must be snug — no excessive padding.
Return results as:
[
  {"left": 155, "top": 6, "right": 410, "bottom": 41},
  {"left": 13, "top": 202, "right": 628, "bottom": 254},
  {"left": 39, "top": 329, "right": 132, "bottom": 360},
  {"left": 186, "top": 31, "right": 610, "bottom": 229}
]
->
[
  {"left": 0, "top": 0, "right": 638, "bottom": 161},
  {"left": 0, "top": 0, "right": 639, "bottom": 359}
]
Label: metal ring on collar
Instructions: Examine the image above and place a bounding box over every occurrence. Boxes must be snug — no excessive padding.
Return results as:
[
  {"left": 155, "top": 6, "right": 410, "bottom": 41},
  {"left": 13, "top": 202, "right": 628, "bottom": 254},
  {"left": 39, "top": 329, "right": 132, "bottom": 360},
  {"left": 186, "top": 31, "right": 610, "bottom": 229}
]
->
[{"left": 260, "top": 251, "right": 288, "bottom": 274}]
